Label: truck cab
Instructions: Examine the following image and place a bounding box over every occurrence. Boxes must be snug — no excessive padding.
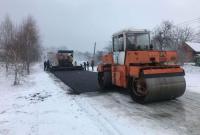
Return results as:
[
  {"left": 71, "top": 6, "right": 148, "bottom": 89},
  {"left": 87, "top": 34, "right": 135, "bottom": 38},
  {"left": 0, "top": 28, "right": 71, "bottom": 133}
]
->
[{"left": 112, "top": 29, "right": 150, "bottom": 65}]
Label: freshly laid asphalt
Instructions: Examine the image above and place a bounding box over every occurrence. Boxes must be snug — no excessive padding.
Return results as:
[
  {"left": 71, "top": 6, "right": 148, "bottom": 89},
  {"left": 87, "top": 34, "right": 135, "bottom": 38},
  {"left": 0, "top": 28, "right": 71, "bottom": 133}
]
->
[{"left": 53, "top": 70, "right": 100, "bottom": 93}]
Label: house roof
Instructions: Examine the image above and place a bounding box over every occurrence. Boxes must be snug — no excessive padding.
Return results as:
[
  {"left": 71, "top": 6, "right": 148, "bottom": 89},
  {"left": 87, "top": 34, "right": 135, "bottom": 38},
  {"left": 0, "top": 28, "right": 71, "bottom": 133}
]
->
[{"left": 186, "top": 42, "right": 200, "bottom": 52}]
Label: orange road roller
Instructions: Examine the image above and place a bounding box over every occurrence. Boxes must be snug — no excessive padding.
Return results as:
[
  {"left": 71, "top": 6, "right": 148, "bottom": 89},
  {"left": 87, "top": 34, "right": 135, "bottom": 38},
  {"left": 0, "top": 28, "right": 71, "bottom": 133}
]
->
[{"left": 97, "top": 29, "right": 186, "bottom": 103}]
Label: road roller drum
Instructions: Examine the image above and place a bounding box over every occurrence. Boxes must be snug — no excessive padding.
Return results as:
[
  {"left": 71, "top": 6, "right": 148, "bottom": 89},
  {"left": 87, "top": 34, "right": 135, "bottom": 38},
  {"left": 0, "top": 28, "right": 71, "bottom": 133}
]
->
[{"left": 131, "top": 75, "right": 186, "bottom": 103}]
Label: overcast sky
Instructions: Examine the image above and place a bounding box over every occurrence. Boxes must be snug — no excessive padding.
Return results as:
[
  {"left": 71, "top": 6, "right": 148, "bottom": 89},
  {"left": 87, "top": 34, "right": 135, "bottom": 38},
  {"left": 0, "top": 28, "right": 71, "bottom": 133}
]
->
[{"left": 0, "top": 0, "right": 199, "bottom": 52}]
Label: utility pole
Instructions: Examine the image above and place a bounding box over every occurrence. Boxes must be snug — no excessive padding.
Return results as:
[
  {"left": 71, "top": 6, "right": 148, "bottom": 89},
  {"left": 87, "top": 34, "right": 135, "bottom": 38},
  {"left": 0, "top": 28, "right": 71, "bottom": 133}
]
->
[{"left": 93, "top": 42, "right": 96, "bottom": 59}]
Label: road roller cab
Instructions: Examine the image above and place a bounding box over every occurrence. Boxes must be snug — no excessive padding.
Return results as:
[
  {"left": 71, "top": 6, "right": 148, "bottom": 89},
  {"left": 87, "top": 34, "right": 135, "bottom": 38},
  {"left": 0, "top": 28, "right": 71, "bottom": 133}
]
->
[{"left": 97, "top": 28, "right": 186, "bottom": 103}]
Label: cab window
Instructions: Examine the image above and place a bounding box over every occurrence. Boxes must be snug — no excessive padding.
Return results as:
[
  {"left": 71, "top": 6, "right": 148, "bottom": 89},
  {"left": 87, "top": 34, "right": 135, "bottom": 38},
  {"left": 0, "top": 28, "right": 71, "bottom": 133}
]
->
[
  {"left": 113, "top": 34, "right": 124, "bottom": 52},
  {"left": 126, "top": 33, "right": 150, "bottom": 50}
]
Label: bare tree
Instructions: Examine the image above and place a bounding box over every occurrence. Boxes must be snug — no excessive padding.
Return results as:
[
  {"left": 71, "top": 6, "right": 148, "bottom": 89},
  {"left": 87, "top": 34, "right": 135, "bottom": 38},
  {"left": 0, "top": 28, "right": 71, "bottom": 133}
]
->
[
  {"left": 0, "top": 15, "right": 15, "bottom": 72},
  {"left": 152, "top": 20, "right": 195, "bottom": 64},
  {"left": 0, "top": 16, "right": 24, "bottom": 85},
  {"left": 152, "top": 21, "right": 175, "bottom": 50},
  {"left": 153, "top": 21, "right": 195, "bottom": 50},
  {"left": 0, "top": 15, "right": 41, "bottom": 85},
  {"left": 175, "top": 26, "right": 195, "bottom": 64},
  {"left": 173, "top": 26, "right": 194, "bottom": 48},
  {"left": 10, "top": 30, "right": 24, "bottom": 85},
  {"left": 19, "top": 16, "right": 41, "bottom": 74}
]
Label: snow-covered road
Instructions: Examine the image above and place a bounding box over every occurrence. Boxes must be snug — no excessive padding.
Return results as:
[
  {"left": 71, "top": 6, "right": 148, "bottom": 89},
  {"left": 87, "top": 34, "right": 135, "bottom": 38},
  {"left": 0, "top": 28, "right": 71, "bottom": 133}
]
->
[{"left": 0, "top": 63, "right": 200, "bottom": 135}]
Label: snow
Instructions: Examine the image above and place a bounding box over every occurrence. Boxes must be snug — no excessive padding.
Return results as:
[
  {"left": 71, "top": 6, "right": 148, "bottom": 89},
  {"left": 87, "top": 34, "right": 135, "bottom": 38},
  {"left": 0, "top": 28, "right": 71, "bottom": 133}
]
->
[
  {"left": 113, "top": 28, "right": 149, "bottom": 36},
  {"left": 0, "top": 64, "right": 104, "bottom": 135},
  {"left": 88, "top": 66, "right": 97, "bottom": 72},
  {"left": 0, "top": 63, "right": 200, "bottom": 135},
  {"left": 183, "top": 64, "right": 200, "bottom": 93},
  {"left": 185, "top": 42, "right": 200, "bottom": 52}
]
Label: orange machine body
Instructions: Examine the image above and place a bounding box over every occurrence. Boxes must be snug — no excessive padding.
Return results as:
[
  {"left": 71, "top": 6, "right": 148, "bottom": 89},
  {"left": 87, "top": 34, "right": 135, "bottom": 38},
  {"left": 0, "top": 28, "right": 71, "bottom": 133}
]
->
[{"left": 98, "top": 50, "right": 184, "bottom": 88}]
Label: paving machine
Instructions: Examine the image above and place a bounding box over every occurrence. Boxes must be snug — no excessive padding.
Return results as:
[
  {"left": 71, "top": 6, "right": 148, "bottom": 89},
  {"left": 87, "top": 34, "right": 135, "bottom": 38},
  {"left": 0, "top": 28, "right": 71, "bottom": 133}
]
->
[
  {"left": 97, "top": 29, "right": 186, "bottom": 103},
  {"left": 47, "top": 50, "right": 83, "bottom": 71}
]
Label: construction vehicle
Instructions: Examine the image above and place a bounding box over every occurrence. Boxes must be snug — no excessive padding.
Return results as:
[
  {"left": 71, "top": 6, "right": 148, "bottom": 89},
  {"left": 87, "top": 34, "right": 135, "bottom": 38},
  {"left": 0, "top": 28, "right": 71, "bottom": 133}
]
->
[
  {"left": 47, "top": 50, "right": 83, "bottom": 71},
  {"left": 97, "top": 29, "right": 186, "bottom": 103}
]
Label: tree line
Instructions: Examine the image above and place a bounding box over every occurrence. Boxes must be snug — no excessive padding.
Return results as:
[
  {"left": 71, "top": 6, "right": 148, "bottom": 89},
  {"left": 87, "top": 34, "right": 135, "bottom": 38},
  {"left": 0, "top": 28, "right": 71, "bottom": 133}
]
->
[
  {"left": 152, "top": 21, "right": 199, "bottom": 63},
  {"left": 0, "top": 15, "right": 41, "bottom": 85},
  {"left": 152, "top": 20, "right": 195, "bottom": 50}
]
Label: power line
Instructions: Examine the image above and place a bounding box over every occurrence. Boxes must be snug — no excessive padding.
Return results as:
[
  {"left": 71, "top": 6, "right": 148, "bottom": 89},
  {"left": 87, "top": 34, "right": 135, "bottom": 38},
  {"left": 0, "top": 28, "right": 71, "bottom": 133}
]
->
[{"left": 175, "top": 17, "right": 200, "bottom": 26}]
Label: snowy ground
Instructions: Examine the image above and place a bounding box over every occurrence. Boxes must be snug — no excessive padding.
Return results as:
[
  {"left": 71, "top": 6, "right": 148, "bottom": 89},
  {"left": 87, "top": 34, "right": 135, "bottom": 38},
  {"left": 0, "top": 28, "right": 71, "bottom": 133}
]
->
[
  {"left": 0, "top": 64, "right": 105, "bottom": 135},
  {"left": 184, "top": 64, "right": 200, "bottom": 93},
  {"left": 0, "top": 63, "right": 200, "bottom": 135}
]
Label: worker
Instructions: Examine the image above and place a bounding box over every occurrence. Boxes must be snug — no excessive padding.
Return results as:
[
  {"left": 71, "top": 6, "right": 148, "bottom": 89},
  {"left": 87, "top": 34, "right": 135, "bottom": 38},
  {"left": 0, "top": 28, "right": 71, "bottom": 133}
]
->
[
  {"left": 68, "top": 54, "right": 73, "bottom": 63},
  {"left": 83, "top": 62, "right": 86, "bottom": 71},
  {"left": 86, "top": 61, "right": 89, "bottom": 71},
  {"left": 74, "top": 61, "right": 77, "bottom": 66},
  {"left": 44, "top": 61, "right": 47, "bottom": 71},
  {"left": 46, "top": 60, "right": 50, "bottom": 71},
  {"left": 91, "top": 60, "right": 94, "bottom": 71}
]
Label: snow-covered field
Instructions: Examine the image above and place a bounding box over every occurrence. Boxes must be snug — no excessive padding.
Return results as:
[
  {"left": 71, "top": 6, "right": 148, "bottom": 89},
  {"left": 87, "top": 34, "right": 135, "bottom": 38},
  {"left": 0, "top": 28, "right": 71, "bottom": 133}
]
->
[
  {"left": 0, "top": 64, "right": 105, "bottom": 135},
  {"left": 0, "top": 63, "right": 200, "bottom": 135}
]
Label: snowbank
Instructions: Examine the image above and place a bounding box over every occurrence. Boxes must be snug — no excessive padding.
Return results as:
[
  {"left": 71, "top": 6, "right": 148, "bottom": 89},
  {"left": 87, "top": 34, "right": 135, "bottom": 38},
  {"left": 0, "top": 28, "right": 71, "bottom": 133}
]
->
[{"left": 183, "top": 64, "right": 200, "bottom": 93}]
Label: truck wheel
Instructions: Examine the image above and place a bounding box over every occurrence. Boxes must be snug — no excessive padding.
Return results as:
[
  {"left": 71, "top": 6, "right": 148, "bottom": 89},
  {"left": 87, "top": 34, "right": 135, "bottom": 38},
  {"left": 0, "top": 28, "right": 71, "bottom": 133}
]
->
[
  {"left": 130, "top": 77, "right": 147, "bottom": 104},
  {"left": 98, "top": 71, "right": 112, "bottom": 90}
]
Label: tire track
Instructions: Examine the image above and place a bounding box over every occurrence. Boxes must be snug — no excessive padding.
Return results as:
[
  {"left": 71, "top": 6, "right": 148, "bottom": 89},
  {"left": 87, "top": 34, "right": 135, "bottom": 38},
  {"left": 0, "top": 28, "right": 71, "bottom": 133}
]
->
[{"left": 72, "top": 95, "right": 123, "bottom": 135}]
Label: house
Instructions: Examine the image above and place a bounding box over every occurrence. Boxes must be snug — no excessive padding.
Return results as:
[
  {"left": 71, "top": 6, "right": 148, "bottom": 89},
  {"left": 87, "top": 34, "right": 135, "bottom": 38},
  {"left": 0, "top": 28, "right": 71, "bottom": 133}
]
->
[
  {"left": 195, "top": 54, "right": 200, "bottom": 66},
  {"left": 179, "top": 42, "right": 200, "bottom": 62}
]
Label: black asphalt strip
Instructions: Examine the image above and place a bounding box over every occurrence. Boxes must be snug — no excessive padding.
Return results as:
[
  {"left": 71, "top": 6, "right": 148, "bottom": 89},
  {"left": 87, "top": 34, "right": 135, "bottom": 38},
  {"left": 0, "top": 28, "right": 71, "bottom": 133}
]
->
[{"left": 53, "top": 70, "right": 100, "bottom": 93}]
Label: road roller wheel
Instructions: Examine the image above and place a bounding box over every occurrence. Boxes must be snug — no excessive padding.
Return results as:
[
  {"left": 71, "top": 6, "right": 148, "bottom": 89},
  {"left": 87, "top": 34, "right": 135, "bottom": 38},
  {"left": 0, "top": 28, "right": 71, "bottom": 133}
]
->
[
  {"left": 130, "top": 78, "right": 147, "bottom": 104},
  {"left": 98, "top": 71, "right": 112, "bottom": 90},
  {"left": 130, "top": 76, "right": 186, "bottom": 104}
]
